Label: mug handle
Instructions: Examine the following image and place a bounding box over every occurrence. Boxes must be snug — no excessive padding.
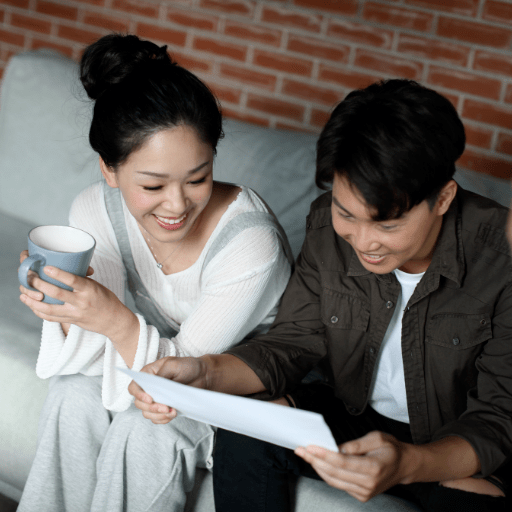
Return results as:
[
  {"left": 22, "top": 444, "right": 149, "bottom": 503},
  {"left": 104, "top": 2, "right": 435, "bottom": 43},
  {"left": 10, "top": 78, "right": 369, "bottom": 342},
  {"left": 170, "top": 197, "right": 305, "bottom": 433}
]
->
[{"left": 18, "top": 255, "right": 46, "bottom": 291}]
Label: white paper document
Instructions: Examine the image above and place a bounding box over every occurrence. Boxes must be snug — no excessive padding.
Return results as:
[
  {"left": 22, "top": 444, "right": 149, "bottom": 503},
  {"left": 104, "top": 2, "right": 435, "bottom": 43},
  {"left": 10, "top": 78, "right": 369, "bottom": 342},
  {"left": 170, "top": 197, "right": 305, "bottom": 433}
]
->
[{"left": 120, "top": 368, "right": 338, "bottom": 452}]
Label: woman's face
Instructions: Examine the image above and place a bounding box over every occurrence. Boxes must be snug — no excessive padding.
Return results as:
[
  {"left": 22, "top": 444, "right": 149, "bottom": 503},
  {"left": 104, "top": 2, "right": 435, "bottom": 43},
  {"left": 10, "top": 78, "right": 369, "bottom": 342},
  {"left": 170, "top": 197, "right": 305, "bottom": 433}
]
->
[{"left": 101, "top": 125, "right": 214, "bottom": 245}]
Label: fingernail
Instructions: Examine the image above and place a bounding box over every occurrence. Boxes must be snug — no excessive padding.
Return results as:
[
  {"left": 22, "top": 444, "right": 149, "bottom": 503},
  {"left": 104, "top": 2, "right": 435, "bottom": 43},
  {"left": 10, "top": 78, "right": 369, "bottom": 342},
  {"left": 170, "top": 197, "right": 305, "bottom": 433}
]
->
[
  {"left": 143, "top": 394, "right": 152, "bottom": 404},
  {"left": 45, "top": 266, "right": 56, "bottom": 275}
]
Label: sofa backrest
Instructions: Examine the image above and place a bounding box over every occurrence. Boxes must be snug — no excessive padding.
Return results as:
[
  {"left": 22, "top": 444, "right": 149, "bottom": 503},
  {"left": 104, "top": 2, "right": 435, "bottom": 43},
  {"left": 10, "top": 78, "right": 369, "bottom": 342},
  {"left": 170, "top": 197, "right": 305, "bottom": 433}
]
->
[
  {"left": 0, "top": 49, "right": 320, "bottom": 258},
  {"left": 0, "top": 49, "right": 509, "bottom": 259}
]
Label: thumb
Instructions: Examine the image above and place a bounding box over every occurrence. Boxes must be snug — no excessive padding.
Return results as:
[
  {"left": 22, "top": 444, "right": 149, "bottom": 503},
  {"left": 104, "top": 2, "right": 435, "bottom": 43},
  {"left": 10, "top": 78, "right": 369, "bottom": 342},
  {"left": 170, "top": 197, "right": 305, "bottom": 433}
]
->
[{"left": 340, "top": 431, "right": 386, "bottom": 455}]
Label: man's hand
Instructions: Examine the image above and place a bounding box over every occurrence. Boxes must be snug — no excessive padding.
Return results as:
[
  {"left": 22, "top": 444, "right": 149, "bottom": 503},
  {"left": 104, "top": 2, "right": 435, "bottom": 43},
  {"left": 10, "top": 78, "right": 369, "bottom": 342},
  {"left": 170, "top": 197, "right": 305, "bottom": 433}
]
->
[
  {"left": 129, "top": 356, "right": 207, "bottom": 424},
  {"left": 295, "top": 431, "right": 413, "bottom": 502}
]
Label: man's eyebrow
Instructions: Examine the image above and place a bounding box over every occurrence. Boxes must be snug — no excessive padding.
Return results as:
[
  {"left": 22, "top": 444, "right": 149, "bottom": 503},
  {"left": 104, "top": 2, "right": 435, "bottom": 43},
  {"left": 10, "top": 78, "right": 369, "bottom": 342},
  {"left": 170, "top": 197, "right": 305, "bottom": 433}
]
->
[
  {"left": 136, "top": 160, "right": 210, "bottom": 178},
  {"left": 332, "top": 196, "right": 354, "bottom": 216}
]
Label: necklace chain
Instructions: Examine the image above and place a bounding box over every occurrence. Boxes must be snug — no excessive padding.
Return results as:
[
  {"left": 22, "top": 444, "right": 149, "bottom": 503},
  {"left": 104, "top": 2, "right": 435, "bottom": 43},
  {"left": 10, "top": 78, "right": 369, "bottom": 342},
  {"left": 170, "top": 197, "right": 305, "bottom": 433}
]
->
[{"left": 142, "top": 226, "right": 186, "bottom": 270}]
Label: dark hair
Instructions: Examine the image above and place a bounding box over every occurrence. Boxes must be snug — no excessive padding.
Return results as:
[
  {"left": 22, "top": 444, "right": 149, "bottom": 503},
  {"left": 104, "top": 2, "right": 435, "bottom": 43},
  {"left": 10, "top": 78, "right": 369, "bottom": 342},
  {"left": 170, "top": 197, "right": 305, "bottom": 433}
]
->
[
  {"left": 80, "top": 33, "right": 223, "bottom": 168},
  {"left": 316, "top": 79, "right": 465, "bottom": 221}
]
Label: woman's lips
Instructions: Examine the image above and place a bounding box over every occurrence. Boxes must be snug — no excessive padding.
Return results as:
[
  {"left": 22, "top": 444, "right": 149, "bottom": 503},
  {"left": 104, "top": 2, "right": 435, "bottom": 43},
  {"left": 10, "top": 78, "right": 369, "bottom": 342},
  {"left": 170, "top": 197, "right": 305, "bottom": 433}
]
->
[{"left": 154, "top": 213, "right": 187, "bottom": 231}]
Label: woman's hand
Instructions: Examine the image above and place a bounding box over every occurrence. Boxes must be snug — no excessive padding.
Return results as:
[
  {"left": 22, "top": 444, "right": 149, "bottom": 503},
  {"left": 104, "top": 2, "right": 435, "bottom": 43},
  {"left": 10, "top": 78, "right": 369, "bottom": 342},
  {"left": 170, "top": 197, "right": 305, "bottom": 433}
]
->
[
  {"left": 295, "top": 431, "right": 413, "bottom": 503},
  {"left": 19, "top": 250, "right": 139, "bottom": 364},
  {"left": 129, "top": 356, "right": 208, "bottom": 424}
]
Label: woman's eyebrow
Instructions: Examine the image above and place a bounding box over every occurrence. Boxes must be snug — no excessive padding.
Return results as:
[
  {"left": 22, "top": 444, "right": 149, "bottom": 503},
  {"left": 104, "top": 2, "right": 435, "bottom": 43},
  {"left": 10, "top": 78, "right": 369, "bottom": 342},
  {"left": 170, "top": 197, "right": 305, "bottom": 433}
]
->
[{"left": 136, "top": 160, "right": 210, "bottom": 178}]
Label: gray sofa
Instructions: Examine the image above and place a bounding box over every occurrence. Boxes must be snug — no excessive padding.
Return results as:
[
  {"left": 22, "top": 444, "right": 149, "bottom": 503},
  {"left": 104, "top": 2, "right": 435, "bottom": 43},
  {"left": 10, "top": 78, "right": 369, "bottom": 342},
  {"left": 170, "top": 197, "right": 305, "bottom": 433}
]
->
[{"left": 0, "top": 48, "right": 510, "bottom": 510}]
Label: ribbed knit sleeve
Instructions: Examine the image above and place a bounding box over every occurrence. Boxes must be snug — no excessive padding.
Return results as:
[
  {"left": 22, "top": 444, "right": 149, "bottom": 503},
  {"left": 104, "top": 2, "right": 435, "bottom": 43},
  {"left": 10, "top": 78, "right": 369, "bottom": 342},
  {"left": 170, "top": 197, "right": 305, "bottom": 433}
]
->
[{"left": 35, "top": 182, "right": 291, "bottom": 412}]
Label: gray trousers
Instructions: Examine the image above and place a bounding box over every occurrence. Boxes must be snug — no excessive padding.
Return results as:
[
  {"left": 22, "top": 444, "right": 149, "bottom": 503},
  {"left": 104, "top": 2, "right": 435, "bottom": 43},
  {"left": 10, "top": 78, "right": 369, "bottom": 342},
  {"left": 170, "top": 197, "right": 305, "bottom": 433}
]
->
[{"left": 18, "top": 374, "right": 215, "bottom": 512}]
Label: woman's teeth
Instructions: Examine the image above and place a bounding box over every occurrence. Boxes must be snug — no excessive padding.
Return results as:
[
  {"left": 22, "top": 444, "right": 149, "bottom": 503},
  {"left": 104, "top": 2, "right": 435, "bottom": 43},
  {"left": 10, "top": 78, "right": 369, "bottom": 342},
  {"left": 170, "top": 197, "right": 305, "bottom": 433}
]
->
[{"left": 155, "top": 213, "right": 187, "bottom": 225}]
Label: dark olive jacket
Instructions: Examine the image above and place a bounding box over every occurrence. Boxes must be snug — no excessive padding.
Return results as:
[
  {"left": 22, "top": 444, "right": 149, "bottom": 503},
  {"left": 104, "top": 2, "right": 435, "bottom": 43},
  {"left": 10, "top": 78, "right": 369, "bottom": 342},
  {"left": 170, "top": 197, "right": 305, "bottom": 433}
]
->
[{"left": 227, "top": 187, "right": 512, "bottom": 478}]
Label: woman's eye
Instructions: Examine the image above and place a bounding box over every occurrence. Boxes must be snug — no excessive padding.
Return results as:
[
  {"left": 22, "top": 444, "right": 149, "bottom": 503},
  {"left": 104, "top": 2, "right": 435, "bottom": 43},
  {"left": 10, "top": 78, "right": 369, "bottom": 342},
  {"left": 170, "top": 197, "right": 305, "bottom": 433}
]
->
[
  {"left": 143, "top": 186, "right": 163, "bottom": 191},
  {"left": 190, "top": 177, "right": 207, "bottom": 185}
]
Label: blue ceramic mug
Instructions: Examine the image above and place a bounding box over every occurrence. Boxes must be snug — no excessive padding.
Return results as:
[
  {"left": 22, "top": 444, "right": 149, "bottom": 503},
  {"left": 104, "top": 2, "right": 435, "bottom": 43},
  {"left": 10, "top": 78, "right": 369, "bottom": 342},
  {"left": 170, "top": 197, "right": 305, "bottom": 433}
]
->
[{"left": 18, "top": 225, "right": 96, "bottom": 305}]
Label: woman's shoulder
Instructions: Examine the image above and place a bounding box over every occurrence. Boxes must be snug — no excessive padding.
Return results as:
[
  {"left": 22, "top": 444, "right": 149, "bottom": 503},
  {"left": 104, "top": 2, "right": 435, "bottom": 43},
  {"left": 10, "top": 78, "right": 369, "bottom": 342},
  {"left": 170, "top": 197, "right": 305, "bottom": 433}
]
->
[
  {"left": 213, "top": 183, "right": 270, "bottom": 218},
  {"left": 70, "top": 180, "right": 107, "bottom": 214}
]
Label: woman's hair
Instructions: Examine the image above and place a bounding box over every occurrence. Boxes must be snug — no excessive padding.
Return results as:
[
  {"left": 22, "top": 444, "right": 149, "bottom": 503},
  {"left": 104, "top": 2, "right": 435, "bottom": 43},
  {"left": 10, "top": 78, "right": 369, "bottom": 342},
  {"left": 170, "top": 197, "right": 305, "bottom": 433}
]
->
[
  {"left": 80, "top": 33, "right": 223, "bottom": 168},
  {"left": 316, "top": 79, "right": 466, "bottom": 221}
]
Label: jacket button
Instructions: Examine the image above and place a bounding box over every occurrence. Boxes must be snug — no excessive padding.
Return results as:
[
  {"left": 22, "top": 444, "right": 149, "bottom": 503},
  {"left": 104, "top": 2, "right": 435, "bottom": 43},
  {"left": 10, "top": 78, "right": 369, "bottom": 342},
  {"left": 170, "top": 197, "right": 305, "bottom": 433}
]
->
[
  {"left": 349, "top": 407, "right": 359, "bottom": 414},
  {"left": 330, "top": 316, "right": 338, "bottom": 324},
  {"left": 480, "top": 319, "right": 486, "bottom": 325},
  {"left": 386, "top": 301, "right": 394, "bottom": 309},
  {"left": 369, "top": 347, "right": 375, "bottom": 354},
  {"left": 452, "top": 337, "right": 460, "bottom": 346}
]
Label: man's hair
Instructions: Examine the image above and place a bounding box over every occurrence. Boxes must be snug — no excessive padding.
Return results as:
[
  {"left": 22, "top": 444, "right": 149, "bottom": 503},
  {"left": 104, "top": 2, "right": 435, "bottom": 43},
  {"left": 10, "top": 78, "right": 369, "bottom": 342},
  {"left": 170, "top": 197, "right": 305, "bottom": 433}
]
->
[{"left": 316, "top": 79, "right": 465, "bottom": 221}]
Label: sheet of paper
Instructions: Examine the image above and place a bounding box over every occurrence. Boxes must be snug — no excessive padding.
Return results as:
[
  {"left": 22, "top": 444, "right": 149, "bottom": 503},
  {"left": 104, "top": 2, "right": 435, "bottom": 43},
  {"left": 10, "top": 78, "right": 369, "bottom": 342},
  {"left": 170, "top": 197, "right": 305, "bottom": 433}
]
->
[{"left": 119, "top": 368, "right": 338, "bottom": 452}]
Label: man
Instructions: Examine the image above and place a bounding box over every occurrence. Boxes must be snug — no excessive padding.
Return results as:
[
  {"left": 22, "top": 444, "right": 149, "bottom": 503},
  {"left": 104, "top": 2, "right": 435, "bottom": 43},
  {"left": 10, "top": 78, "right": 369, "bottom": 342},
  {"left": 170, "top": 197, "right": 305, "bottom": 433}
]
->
[{"left": 130, "top": 79, "right": 512, "bottom": 511}]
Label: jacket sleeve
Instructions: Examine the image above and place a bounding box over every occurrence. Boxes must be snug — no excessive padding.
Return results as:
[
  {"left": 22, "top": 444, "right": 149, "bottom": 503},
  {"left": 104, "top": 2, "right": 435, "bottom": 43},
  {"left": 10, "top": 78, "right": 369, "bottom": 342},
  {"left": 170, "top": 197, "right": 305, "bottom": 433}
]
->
[
  {"left": 432, "top": 278, "right": 512, "bottom": 477},
  {"left": 225, "top": 220, "right": 328, "bottom": 400}
]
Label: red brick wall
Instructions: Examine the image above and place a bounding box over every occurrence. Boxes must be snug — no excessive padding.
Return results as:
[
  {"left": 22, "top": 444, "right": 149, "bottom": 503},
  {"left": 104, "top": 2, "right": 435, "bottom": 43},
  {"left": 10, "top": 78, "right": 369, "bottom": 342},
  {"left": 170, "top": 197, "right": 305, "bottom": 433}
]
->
[{"left": 0, "top": 0, "right": 511, "bottom": 179}]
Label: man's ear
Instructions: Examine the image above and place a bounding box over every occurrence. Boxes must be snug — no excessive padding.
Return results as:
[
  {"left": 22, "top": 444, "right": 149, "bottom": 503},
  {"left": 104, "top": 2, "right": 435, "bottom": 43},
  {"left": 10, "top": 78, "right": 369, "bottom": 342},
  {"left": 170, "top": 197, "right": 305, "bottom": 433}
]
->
[
  {"left": 99, "top": 157, "right": 119, "bottom": 189},
  {"left": 435, "top": 179, "right": 458, "bottom": 216}
]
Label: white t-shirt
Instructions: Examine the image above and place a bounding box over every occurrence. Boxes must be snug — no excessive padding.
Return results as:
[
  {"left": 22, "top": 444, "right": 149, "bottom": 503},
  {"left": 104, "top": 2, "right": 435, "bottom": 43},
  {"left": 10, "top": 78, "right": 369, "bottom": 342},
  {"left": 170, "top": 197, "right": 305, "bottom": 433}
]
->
[
  {"left": 368, "top": 268, "right": 424, "bottom": 424},
  {"left": 36, "top": 182, "right": 291, "bottom": 411}
]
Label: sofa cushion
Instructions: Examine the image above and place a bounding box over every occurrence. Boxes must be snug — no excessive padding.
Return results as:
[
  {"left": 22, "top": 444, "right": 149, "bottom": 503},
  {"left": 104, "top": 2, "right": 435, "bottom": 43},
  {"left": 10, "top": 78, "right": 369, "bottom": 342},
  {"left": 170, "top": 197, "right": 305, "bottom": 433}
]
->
[{"left": 0, "top": 49, "right": 100, "bottom": 226}]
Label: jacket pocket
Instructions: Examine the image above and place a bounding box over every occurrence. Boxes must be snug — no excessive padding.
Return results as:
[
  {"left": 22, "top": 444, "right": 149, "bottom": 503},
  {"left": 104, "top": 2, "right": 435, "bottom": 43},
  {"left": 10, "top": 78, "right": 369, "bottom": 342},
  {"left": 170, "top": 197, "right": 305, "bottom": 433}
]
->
[
  {"left": 321, "top": 288, "right": 370, "bottom": 331},
  {"left": 426, "top": 313, "right": 492, "bottom": 350}
]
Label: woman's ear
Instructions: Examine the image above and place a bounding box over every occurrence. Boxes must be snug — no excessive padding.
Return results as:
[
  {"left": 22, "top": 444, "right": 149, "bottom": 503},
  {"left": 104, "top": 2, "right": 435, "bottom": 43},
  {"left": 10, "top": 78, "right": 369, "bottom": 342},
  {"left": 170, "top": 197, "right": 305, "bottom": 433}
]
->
[
  {"left": 99, "top": 157, "right": 119, "bottom": 188},
  {"left": 435, "top": 179, "right": 458, "bottom": 216}
]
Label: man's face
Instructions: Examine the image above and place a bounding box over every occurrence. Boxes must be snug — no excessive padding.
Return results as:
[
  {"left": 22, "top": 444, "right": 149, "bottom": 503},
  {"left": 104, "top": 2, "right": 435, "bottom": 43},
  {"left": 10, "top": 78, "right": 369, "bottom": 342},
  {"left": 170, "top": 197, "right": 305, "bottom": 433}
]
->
[{"left": 331, "top": 175, "right": 451, "bottom": 274}]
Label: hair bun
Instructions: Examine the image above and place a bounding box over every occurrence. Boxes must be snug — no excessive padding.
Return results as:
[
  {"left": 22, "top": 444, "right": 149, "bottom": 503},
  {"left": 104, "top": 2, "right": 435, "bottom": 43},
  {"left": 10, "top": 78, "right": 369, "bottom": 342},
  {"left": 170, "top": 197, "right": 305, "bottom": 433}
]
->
[{"left": 80, "top": 34, "right": 169, "bottom": 100}]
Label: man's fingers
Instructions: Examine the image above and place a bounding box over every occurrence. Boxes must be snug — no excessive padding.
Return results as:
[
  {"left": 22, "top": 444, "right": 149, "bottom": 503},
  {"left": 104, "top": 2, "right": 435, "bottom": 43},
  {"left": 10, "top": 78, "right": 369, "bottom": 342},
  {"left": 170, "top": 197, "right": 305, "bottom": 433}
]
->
[{"left": 340, "top": 431, "right": 388, "bottom": 455}]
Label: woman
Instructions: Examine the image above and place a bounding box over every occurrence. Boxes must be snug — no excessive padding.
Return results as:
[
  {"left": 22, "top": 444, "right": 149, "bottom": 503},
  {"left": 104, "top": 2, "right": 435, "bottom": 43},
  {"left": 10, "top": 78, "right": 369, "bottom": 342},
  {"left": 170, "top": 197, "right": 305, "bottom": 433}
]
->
[{"left": 17, "top": 33, "right": 292, "bottom": 512}]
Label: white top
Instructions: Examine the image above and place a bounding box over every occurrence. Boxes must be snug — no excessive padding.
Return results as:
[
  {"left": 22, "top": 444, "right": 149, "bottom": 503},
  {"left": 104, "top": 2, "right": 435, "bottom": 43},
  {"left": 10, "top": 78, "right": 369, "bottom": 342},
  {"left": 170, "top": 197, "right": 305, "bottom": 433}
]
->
[
  {"left": 36, "top": 182, "right": 291, "bottom": 411},
  {"left": 368, "top": 268, "right": 424, "bottom": 424}
]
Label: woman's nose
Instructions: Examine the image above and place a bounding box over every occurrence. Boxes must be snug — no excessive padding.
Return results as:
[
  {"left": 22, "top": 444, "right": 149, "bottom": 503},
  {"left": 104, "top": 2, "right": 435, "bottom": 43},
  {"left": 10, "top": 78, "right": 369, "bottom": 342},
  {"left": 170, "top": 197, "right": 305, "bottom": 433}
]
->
[{"left": 163, "top": 186, "right": 187, "bottom": 214}]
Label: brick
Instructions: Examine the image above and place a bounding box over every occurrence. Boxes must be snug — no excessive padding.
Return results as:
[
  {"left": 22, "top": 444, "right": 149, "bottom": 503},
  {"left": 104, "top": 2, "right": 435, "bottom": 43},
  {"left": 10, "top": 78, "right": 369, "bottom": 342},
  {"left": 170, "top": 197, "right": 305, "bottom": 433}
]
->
[
  {"left": 11, "top": 13, "right": 52, "bottom": 35},
  {"left": 437, "top": 17, "right": 512, "bottom": 49},
  {"left": 199, "top": 0, "right": 254, "bottom": 17},
  {"left": 224, "top": 21, "right": 281, "bottom": 47},
  {"left": 474, "top": 50, "right": 512, "bottom": 77},
  {"left": 253, "top": 49, "right": 313, "bottom": 76},
  {"left": 355, "top": 49, "right": 423, "bottom": 80},
  {"left": 496, "top": 132, "right": 512, "bottom": 156},
  {"left": 293, "top": 0, "right": 358, "bottom": 16},
  {"left": 319, "top": 64, "right": 380, "bottom": 90},
  {"left": 193, "top": 36, "right": 247, "bottom": 61},
  {"left": 209, "top": 83, "right": 241, "bottom": 105},
  {"left": 428, "top": 66, "right": 501, "bottom": 101},
  {"left": 247, "top": 93, "right": 305, "bottom": 121},
  {"left": 311, "top": 107, "right": 331, "bottom": 128},
  {"left": 83, "top": 12, "right": 129, "bottom": 33},
  {"left": 36, "top": 1, "right": 78, "bottom": 21},
  {"left": 0, "top": 10, "right": 4, "bottom": 24},
  {"left": 282, "top": 78, "right": 343, "bottom": 106},
  {"left": 261, "top": 6, "right": 322, "bottom": 33},
  {"left": 0, "top": 28, "right": 24, "bottom": 47},
  {"left": 363, "top": 3, "right": 433, "bottom": 32},
  {"left": 75, "top": 0, "right": 105, "bottom": 4},
  {"left": 112, "top": 0, "right": 159, "bottom": 18},
  {"left": 397, "top": 34, "right": 470, "bottom": 67},
  {"left": 505, "top": 84, "right": 512, "bottom": 103},
  {"left": 463, "top": 98, "right": 512, "bottom": 129},
  {"left": 137, "top": 23, "right": 187, "bottom": 47},
  {"left": 464, "top": 122, "right": 493, "bottom": 149},
  {"left": 57, "top": 25, "right": 102, "bottom": 45},
  {"left": 220, "top": 63, "right": 276, "bottom": 90},
  {"left": 31, "top": 37, "right": 74, "bottom": 57},
  {"left": 172, "top": 51, "right": 211, "bottom": 73},
  {"left": 328, "top": 20, "right": 394, "bottom": 49},
  {"left": 287, "top": 35, "right": 350, "bottom": 63},
  {"left": 223, "top": 107, "right": 270, "bottom": 127},
  {"left": 457, "top": 148, "right": 512, "bottom": 180},
  {"left": 483, "top": 1, "right": 512, "bottom": 26},
  {"left": 167, "top": 10, "right": 218, "bottom": 31},
  {"left": 405, "top": 0, "right": 478, "bottom": 16},
  {"left": 1, "top": 0, "right": 29, "bottom": 7}
]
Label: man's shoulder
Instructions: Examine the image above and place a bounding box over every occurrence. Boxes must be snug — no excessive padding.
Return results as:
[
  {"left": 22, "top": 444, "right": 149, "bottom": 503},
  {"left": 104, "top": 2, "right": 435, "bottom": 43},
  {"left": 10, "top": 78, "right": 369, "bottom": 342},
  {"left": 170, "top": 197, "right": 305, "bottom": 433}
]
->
[
  {"left": 307, "top": 190, "right": 332, "bottom": 230},
  {"left": 458, "top": 188, "right": 510, "bottom": 257}
]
